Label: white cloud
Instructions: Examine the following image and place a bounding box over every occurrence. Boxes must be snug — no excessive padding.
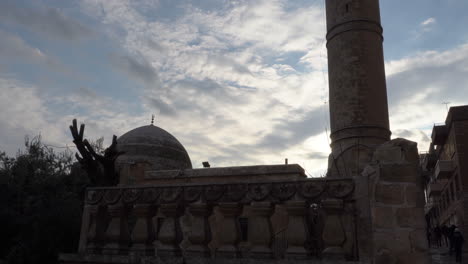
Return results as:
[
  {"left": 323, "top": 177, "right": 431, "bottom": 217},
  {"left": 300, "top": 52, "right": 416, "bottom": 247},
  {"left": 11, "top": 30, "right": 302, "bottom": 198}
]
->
[
  {"left": 386, "top": 43, "right": 468, "bottom": 152},
  {"left": 77, "top": 0, "right": 330, "bottom": 175},
  {"left": 421, "top": 17, "right": 436, "bottom": 26},
  {"left": 2, "top": 0, "right": 466, "bottom": 179}
]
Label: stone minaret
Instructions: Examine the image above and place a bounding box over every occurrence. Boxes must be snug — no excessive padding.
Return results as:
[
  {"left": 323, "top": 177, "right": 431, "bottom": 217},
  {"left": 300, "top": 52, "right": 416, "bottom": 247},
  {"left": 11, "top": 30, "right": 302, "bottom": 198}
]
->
[{"left": 325, "top": 0, "right": 391, "bottom": 177}]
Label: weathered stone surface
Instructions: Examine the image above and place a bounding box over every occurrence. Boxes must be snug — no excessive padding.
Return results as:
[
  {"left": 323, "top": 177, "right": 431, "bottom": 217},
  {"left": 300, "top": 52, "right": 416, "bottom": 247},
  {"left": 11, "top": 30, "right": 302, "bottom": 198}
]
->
[
  {"left": 372, "top": 206, "right": 395, "bottom": 229},
  {"left": 409, "top": 229, "right": 429, "bottom": 252},
  {"left": 396, "top": 252, "right": 431, "bottom": 264},
  {"left": 373, "top": 230, "right": 410, "bottom": 254},
  {"left": 374, "top": 249, "right": 397, "bottom": 264},
  {"left": 375, "top": 184, "right": 404, "bottom": 205},
  {"left": 373, "top": 146, "right": 404, "bottom": 164},
  {"left": 379, "top": 164, "right": 418, "bottom": 183},
  {"left": 405, "top": 184, "right": 425, "bottom": 207},
  {"left": 395, "top": 208, "right": 425, "bottom": 228},
  {"left": 373, "top": 138, "right": 419, "bottom": 164}
]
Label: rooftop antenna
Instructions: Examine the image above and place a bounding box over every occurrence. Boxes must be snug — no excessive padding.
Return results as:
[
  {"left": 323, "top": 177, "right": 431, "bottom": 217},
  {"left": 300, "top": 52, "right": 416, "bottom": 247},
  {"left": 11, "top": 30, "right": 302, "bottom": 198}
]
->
[
  {"left": 442, "top": 102, "right": 450, "bottom": 112},
  {"left": 151, "top": 114, "right": 155, "bottom": 125}
]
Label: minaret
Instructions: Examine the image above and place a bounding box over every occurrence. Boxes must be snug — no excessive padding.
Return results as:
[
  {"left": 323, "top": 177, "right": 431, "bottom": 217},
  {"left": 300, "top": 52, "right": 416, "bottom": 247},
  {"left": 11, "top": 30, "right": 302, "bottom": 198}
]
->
[{"left": 325, "top": 0, "right": 391, "bottom": 177}]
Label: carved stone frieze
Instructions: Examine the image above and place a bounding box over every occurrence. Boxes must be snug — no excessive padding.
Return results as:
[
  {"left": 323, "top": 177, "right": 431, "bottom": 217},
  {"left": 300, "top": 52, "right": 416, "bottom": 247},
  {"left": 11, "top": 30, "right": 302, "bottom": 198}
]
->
[
  {"left": 103, "top": 189, "right": 122, "bottom": 205},
  {"left": 327, "top": 181, "right": 354, "bottom": 198},
  {"left": 298, "top": 181, "right": 325, "bottom": 199},
  {"left": 225, "top": 184, "right": 248, "bottom": 201},
  {"left": 184, "top": 186, "right": 202, "bottom": 202},
  {"left": 139, "top": 188, "right": 160, "bottom": 204},
  {"left": 204, "top": 185, "right": 225, "bottom": 202},
  {"left": 85, "top": 179, "right": 355, "bottom": 205},
  {"left": 161, "top": 187, "right": 182, "bottom": 203},
  {"left": 86, "top": 190, "right": 104, "bottom": 205},
  {"left": 248, "top": 183, "right": 272, "bottom": 201},
  {"left": 122, "top": 188, "right": 142, "bottom": 204},
  {"left": 271, "top": 182, "right": 296, "bottom": 201}
]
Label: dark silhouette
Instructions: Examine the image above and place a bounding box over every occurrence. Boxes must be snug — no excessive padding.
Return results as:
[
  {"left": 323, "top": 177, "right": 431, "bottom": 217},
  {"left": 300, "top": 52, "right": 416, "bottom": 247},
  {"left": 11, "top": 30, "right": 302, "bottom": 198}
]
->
[
  {"left": 0, "top": 136, "right": 88, "bottom": 263},
  {"left": 441, "top": 225, "right": 449, "bottom": 247},
  {"left": 453, "top": 228, "right": 465, "bottom": 263},
  {"left": 69, "top": 119, "right": 123, "bottom": 186},
  {"left": 449, "top": 225, "right": 457, "bottom": 255},
  {"left": 434, "top": 225, "right": 442, "bottom": 247}
]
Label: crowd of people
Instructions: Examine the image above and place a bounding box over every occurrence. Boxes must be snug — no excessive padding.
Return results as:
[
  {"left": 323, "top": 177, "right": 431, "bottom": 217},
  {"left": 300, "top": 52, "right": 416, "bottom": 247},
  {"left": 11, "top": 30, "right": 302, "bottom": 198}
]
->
[{"left": 428, "top": 224, "right": 465, "bottom": 262}]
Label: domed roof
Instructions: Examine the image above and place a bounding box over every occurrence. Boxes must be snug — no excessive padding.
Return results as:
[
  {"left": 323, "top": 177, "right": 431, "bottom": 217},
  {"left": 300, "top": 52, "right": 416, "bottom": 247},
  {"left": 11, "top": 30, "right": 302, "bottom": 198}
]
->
[{"left": 115, "top": 125, "right": 192, "bottom": 171}]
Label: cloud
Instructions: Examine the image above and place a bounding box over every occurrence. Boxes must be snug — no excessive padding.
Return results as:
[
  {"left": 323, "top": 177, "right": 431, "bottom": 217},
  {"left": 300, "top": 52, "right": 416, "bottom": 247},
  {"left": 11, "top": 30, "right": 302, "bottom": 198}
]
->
[
  {"left": 386, "top": 43, "right": 468, "bottom": 151},
  {"left": 109, "top": 53, "right": 161, "bottom": 88},
  {"left": 257, "top": 107, "right": 324, "bottom": 150},
  {"left": 421, "top": 17, "right": 436, "bottom": 27},
  {"left": 0, "top": 30, "right": 51, "bottom": 65},
  {"left": 0, "top": 77, "right": 64, "bottom": 154},
  {"left": 0, "top": 1, "right": 93, "bottom": 41}
]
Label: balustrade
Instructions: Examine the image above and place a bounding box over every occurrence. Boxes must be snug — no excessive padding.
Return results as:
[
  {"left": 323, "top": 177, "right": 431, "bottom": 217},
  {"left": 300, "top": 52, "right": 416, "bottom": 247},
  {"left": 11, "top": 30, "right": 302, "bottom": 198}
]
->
[{"left": 82, "top": 178, "right": 357, "bottom": 261}]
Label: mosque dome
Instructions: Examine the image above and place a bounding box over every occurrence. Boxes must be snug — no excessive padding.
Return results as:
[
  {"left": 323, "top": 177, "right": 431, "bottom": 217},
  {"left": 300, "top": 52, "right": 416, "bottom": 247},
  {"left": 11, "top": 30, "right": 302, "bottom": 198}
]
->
[{"left": 115, "top": 125, "right": 192, "bottom": 179}]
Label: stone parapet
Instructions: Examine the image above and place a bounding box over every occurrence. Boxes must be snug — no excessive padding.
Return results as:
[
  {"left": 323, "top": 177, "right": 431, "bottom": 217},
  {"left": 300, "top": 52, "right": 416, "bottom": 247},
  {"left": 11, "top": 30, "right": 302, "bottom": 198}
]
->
[
  {"left": 143, "top": 164, "right": 306, "bottom": 185},
  {"left": 62, "top": 176, "right": 358, "bottom": 263}
]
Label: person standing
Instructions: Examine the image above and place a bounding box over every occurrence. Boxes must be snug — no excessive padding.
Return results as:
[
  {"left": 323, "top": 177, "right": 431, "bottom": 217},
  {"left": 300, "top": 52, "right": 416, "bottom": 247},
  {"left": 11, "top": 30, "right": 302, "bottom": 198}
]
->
[{"left": 453, "top": 228, "right": 465, "bottom": 263}]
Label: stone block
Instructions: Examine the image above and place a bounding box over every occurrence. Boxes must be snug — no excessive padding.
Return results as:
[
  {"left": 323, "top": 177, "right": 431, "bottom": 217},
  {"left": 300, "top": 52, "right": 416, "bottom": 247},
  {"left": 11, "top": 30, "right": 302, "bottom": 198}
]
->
[
  {"left": 373, "top": 229, "right": 410, "bottom": 254},
  {"left": 373, "top": 146, "right": 403, "bottom": 163},
  {"left": 379, "top": 164, "right": 418, "bottom": 183},
  {"left": 372, "top": 206, "right": 395, "bottom": 229},
  {"left": 396, "top": 208, "right": 425, "bottom": 228},
  {"left": 405, "top": 185, "right": 425, "bottom": 207},
  {"left": 375, "top": 249, "right": 397, "bottom": 264},
  {"left": 375, "top": 184, "right": 404, "bottom": 205},
  {"left": 396, "top": 252, "right": 430, "bottom": 264},
  {"left": 409, "top": 229, "right": 429, "bottom": 252}
]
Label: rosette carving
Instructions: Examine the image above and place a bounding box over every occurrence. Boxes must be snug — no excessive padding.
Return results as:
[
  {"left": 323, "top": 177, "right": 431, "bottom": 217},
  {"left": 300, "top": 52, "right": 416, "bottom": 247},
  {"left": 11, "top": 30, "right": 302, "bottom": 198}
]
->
[
  {"left": 161, "top": 187, "right": 182, "bottom": 202},
  {"left": 272, "top": 183, "right": 296, "bottom": 200},
  {"left": 225, "top": 184, "right": 248, "bottom": 202},
  {"left": 184, "top": 186, "right": 202, "bottom": 202},
  {"left": 103, "top": 189, "right": 122, "bottom": 204},
  {"left": 204, "top": 185, "right": 225, "bottom": 201},
  {"left": 327, "top": 181, "right": 354, "bottom": 198},
  {"left": 86, "top": 189, "right": 104, "bottom": 205},
  {"left": 298, "top": 181, "right": 325, "bottom": 199},
  {"left": 139, "top": 188, "right": 160, "bottom": 204},
  {"left": 122, "top": 188, "right": 142, "bottom": 204},
  {"left": 248, "top": 183, "right": 271, "bottom": 201}
]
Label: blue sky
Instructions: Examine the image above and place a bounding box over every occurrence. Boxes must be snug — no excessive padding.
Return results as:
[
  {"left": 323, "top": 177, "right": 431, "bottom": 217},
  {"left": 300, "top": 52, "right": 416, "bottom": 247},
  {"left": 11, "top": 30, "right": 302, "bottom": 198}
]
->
[{"left": 1, "top": 0, "right": 468, "bottom": 176}]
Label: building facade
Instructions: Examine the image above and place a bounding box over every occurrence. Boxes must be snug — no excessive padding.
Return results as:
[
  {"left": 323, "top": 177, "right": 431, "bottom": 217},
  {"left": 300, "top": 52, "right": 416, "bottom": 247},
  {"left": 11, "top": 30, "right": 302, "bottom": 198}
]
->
[{"left": 423, "top": 106, "right": 468, "bottom": 240}]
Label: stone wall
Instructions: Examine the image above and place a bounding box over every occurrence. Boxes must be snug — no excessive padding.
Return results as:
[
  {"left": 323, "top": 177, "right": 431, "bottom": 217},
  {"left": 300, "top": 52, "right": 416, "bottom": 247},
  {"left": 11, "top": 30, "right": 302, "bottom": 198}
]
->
[{"left": 363, "top": 138, "right": 430, "bottom": 264}]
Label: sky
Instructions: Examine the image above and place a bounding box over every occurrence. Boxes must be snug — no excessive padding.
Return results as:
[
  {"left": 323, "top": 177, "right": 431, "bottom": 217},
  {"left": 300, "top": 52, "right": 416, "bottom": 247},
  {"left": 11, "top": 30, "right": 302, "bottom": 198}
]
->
[{"left": 1, "top": 0, "right": 468, "bottom": 177}]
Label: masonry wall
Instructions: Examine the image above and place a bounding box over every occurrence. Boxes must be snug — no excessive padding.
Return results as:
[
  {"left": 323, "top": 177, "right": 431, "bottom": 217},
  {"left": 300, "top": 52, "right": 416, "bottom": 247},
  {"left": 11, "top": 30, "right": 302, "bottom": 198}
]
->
[{"left": 363, "top": 138, "right": 430, "bottom": 264}]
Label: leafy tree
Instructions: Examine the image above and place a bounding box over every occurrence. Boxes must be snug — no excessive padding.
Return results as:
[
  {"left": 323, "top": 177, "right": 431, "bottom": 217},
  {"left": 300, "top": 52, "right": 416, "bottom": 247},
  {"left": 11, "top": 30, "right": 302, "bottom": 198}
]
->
[{"left": 0, "top": 136, "right": 89, "bottom": 264}]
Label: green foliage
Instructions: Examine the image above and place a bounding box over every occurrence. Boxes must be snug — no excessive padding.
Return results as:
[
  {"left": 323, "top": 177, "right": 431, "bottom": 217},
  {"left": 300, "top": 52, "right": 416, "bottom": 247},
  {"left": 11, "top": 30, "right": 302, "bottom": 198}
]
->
[{"left": 0, "top": 136, "right": 90, "bottom": 264}]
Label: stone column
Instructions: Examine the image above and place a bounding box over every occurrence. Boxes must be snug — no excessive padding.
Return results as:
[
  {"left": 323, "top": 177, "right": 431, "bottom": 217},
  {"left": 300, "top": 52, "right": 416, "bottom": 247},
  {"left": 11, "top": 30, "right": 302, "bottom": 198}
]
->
[
  {"left": 216, "top": 203, "right": 242, "bottom": 258},
  {"left": 284, "top": 201, "right": 309, "bottom": 259},
  {"left": 325, "top": 0, "right": 391, "bottom": 177},
  {"left": 248, "top": 202, "right": 274, "bottom": 258},
  {"left": 186, "top": 203, "right": 212, "bottom": 257},
  {"left": 130, "top": 204, "right": 156, "bottom": 255},
  {"left": 102, "top": 204, "right": 130, "bottom": 255},
  {"left": 156, "top": 203, "right": 182, "bottom": 257},
  {"left": 321, "top": 199, "right": 346, "bottom": 260},
  {"left": 84, "top": 205, "right": 101, "bottom": 254}
]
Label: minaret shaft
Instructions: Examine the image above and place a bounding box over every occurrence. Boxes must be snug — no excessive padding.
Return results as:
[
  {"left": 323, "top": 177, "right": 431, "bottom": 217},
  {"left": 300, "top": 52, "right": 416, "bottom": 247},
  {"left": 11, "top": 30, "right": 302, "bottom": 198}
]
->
[{"left": 325, "top": 0, "right": 391, "bottom": 177}]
